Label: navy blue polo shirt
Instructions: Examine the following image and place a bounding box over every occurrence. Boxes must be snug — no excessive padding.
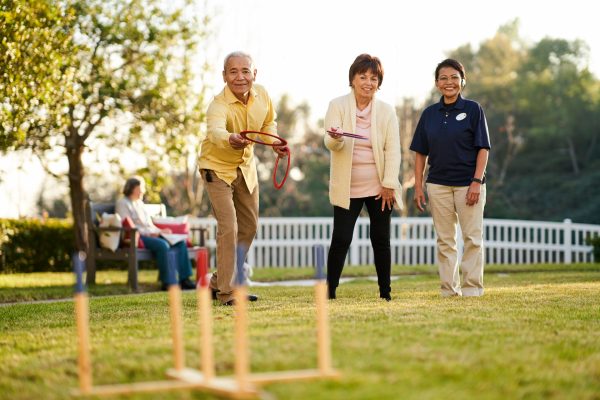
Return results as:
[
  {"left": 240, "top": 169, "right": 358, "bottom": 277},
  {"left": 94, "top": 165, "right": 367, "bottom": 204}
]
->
[{"left": 410, "top": 95, "right": 491, "bottom": 186}]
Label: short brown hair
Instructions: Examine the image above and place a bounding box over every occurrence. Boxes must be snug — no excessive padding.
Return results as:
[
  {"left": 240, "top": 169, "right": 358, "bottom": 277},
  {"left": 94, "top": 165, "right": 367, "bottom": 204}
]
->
[
  {"left": 349, "top": 54, "right": 384, "bottom": 88},
  {"left": 435, "top": 58, "right": 466, "bottom": 80},
  {"left": 122, "top": 177, "right": 142, "bottom": 197}
]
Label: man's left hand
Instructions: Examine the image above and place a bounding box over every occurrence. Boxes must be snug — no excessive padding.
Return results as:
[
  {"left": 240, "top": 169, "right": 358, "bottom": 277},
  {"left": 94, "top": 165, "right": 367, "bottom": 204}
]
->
[{"left": 274, "top": 146, "right": 289, "bottom": 158}]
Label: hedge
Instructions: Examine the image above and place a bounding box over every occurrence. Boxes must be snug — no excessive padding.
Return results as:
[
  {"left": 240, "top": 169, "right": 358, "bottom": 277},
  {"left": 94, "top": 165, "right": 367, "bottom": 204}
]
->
[
  {"left": 0, "top": 218, "right": 75, "bottom": 273},
  {"left": 586, "top": 235, "right": 600, "bottom": 263}
]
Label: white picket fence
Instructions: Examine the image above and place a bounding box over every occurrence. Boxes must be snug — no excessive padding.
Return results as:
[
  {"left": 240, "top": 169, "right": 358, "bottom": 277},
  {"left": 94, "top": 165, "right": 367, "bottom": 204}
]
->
[{"left": 188, "top": 217, "right": 600, "bottom": 268}]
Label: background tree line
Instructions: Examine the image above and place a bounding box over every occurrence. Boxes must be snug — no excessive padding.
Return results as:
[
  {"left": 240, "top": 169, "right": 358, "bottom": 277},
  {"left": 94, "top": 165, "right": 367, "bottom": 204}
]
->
[
  {"left": 258, "top": 21, "right": 600, "bottom": 224},
  {"left": 2, "top": 1, "right": 599, "bottom": 282},
  {"left": 434, "top": 21, "right": 598, "bottom": 223}
]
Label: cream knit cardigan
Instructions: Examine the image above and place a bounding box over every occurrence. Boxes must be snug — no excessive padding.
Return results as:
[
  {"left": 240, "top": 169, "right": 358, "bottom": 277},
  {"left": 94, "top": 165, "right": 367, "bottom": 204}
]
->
[{"left": 324, "top": 91, "right": 403, "bottom": 210}]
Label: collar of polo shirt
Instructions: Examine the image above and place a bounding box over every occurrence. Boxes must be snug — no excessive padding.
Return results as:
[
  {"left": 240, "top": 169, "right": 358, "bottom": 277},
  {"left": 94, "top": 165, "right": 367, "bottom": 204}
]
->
[
  {"left": 437, "top": 94, "right": 466, "bottom": 111},
  {"left": 224, "top": 85, "right": 258, "bottom": 105}
]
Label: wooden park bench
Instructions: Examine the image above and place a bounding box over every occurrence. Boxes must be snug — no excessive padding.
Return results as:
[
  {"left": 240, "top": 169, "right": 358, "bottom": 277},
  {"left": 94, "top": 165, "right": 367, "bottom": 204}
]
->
[{"left": 86, "top": 202, "right": 207, "bottom": 291}]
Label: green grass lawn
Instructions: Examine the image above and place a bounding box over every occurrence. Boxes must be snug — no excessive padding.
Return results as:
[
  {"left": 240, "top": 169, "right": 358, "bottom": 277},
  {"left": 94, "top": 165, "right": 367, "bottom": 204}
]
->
[
  {"left": 1, "top": 263, "right": 598, "bottom": 303},
  {"left": 0, "top": 266, "right": 599, "bottom": 399}
]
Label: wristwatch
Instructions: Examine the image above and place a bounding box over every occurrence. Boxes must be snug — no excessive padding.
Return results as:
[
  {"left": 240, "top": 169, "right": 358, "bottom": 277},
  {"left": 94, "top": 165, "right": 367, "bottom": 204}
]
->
[{"left": 471, "top": 177, "right": 484, "bottom": 184}]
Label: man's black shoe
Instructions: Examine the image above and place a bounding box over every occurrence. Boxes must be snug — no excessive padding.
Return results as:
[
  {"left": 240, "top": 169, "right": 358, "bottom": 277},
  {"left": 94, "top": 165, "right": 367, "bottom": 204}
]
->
[
  {"left": 221, "top": 295, "right": 258, "bottom": 305},
  {"left": 213, "top": 290, "right": 257, "bottom": 302},
  {"left": 180, "top": 279, "right": 196, "bottom": 290}
]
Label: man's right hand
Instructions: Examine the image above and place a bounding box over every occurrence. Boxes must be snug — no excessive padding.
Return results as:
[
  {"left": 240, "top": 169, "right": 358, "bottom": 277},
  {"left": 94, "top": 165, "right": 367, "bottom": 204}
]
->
[{"left": 229, "top": 133, "right": 250, "bottom": 150}]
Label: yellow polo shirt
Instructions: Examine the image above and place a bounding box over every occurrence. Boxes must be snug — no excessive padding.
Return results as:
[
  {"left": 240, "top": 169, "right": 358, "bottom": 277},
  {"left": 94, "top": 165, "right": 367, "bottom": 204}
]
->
[{"left": 198, "top": 84, "right": 277, "bottom": 193}]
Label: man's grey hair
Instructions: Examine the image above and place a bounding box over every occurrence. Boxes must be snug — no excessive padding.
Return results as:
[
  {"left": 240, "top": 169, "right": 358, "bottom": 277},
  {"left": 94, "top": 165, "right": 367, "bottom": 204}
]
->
[{"left": 223, "top": 51, "right": 255, "bottom": 71}]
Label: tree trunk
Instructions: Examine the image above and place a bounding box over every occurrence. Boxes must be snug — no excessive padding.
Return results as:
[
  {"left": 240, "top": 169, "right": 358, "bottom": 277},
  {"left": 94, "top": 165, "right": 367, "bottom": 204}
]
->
[
  {"left": 65, "top": 133, "right": 93, "bottom": 284},
  {"left": 497, "top": 115, "right": 519, "bottom": 187},
  {"left": 189, "top": 164, "right": 204, "bottom": 216},
  {"left": 566, "top": 136, "right": 580, "bottom": 175},
  {"left": 397, "top": 100, "right": 418, "bottom": 218},
  {"left": 584, "top": 129, "right": 597, "bottom": 165}
]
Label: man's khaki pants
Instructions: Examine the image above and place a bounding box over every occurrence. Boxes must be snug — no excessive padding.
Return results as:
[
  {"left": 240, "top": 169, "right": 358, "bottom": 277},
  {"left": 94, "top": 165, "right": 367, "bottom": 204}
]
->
[
  {"left": 203, "top": 169, "right": 258, "bottom": 303},
  {"left": 427, "top": 183, "right": 486, "bottom": 297}
]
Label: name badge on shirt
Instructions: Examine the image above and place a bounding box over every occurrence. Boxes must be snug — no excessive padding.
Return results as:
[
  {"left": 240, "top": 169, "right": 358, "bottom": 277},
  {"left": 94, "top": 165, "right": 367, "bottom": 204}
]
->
[{"left": 456, "top": 113, "right": 467, "bottom": 121}]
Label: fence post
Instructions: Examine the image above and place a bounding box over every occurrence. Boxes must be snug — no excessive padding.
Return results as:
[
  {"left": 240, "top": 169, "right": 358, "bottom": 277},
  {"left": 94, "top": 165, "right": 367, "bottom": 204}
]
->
[
  {"left": 247, "top": 246, "right": 255, "bottom": 268},
  {"left": 188, "top": 216, "right": 599, "bottom": 267},
  {"left": 563, "top": 218, "right": 572, "bottom": 264}
]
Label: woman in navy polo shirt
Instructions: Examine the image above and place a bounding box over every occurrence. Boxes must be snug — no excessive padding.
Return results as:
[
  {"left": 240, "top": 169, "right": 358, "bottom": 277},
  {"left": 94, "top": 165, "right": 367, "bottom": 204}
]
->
[{"left": 410, "top": 59, "right": 490, "bottom": 297}]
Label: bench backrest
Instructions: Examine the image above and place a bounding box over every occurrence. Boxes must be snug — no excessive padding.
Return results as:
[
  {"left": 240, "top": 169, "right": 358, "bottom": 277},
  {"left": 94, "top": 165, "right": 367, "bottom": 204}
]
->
[
  {"left": 89, "top": 202, "right": 167, "bottom": 226},
  {"left": 88, "top": 202, "right": 167, "bottom": 250},
  {"left": 143, "top": 203, "right": 167, "bottom": 218},
  {"left": 90, "top": 203, "right": 116, "bottom": 226}
]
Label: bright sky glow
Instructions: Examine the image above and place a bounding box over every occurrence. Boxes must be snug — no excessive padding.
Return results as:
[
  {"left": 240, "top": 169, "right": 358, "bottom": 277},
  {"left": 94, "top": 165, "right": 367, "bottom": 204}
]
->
[{"left": 204, "top": 0, "right": 599, "bottom": 116}]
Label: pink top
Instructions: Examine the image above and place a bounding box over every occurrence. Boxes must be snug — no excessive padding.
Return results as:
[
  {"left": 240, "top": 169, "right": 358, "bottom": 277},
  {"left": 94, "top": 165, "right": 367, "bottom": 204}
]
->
[{"left": 350, "top": 102, "right": 382, "bottom": 198}]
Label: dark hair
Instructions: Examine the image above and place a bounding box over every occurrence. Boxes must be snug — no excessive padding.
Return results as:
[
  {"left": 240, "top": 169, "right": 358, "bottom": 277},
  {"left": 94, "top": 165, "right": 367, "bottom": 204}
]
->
[
  {"left": 122, "top": 177, "right": 142, "bottom": 197},
  {"left": 435, "top": 58, "right": 466, "bottom": 80},
  {"left": 349, "top": 54, "right": 384, "bottom": 88}
]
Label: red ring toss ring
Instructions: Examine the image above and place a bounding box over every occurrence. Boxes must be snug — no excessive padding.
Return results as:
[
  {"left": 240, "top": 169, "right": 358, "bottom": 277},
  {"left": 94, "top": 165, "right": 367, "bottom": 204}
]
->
[
  {"left": 239, "top": 130, "right": 290, "bottom": 190},
  {"left": 240, "top": 130, "right": 287, "bottom": 147}
]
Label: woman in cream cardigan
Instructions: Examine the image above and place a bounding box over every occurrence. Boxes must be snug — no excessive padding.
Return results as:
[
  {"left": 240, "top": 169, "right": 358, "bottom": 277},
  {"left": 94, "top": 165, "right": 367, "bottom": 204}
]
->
[{"left": 324, "top": 54, "right": 402, "bottom": 301}]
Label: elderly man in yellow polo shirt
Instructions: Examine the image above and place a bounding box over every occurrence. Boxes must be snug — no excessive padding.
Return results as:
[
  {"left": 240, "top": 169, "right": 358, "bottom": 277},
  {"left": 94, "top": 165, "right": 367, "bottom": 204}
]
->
[{"left": 199, "top": 51, "right": 287, "bottom": 305}]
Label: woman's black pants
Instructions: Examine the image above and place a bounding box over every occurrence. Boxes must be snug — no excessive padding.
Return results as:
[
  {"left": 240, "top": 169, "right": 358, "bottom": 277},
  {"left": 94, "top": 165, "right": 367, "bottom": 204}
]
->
[{"left": 327, "top": 196, "right": 392, "bottom": 297}]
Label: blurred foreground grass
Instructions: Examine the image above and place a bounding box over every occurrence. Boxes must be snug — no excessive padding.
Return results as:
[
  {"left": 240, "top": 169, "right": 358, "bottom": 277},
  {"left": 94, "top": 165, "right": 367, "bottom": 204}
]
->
[{"left": 0, "top": 267, "right": 598, "bottom": 399}]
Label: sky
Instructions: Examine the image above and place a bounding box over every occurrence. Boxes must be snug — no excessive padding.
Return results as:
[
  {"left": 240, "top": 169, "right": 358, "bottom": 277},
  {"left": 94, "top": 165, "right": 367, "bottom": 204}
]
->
[
  {"left": 1, "top": 0, "right": 599, "bottom": 218},
  {"left": 203, "top": 0, "right": 599, "bottom": 117}
]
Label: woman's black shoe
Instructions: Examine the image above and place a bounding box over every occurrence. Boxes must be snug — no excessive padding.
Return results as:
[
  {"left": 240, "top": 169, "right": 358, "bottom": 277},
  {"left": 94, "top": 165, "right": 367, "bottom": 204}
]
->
[{"left": 380, "top": 294, "right": 392, "bottom": 302}]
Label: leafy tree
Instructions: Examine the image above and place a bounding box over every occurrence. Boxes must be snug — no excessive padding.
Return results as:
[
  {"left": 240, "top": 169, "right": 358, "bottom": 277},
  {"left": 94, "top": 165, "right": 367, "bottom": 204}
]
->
[
  {"left": 0, "top": 0, "right": 76, "bottom": 149},
  {"left": 448, "top": 19, "right": 526, "bottom": 188},
  {"left": 1, "top": 0, "right": 210, "bottom": 283},
  {"left": 517, "top": 37, "right": 597, "bottom": 174},
  {"left": 292, "top": 126, "right": 333, "bottom": 216},
  {"left": 396, "top": 98, "right": 422, "bottom": 217},
  {"left": 504, "top": 37, "right": 600, "bottom": 222},
  {"left": 446, "top": 21, "right": 600, "bottom": 222},
  {"left": 258, "top": 95, "right": 331, "bottom": 217}
]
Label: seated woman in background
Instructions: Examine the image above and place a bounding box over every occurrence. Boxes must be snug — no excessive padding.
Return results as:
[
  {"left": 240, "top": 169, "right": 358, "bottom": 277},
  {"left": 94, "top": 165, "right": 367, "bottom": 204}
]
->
[{"left": 116, "top": 176, "right": 195, "bottom": 290}]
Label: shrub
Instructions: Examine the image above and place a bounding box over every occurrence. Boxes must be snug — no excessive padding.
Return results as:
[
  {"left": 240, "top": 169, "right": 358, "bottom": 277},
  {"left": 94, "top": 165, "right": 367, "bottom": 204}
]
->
[
  {"left": 586, "top": 235, "right": 600, "bottom": 263},
  {"left": 0, "top": 218, "right": 75, "bottom": 273}
]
